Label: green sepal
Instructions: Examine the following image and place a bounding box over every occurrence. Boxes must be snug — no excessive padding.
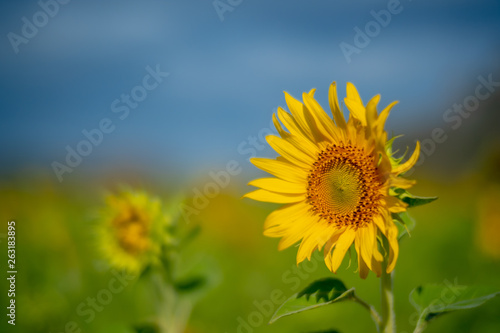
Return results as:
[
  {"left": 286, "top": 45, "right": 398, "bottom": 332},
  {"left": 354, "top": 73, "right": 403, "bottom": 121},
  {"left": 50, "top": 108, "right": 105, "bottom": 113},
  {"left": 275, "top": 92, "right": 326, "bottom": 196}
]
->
[
  {"left": 385, "top": 135, "right": 406, "bottom": 168},
  {"left": 393, "top": 211, "right": 416, "bottom": 240},
  {"left": 392, "top": 188, "right": 438, "bottom": 208}
]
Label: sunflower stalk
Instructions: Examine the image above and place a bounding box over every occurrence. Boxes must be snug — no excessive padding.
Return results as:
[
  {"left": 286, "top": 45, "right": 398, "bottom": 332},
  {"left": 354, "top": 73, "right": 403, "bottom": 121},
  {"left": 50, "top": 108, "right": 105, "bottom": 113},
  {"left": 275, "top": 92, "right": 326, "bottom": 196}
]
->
[
  {"left": 380, "top": 260, "right": 396, "bottom": 333},
  {"left": 155, "top": 273, "right": 190, "bottom": 333}
]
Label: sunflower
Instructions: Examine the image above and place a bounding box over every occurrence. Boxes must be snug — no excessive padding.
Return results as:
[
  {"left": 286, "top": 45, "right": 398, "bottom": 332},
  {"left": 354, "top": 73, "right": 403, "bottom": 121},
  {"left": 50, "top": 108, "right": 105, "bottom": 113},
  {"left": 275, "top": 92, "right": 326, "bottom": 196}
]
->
[
  {"left": 97, "top": 189, "right": 170, "bottom": 274},
  {"left": 244, "top": 82, "right": 420, "bottom": 278}
]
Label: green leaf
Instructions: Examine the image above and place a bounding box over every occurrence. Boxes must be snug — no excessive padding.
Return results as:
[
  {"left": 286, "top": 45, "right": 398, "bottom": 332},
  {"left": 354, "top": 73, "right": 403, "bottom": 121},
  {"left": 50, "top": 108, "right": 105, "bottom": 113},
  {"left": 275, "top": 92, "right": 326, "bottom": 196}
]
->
[
  {"left": 133, "top": 323, "right": 160, "bottom": 333},
  {"left": 410, "top": 282, "right": 500, "bottom": 323},
  {"left": 393, "top": 189, "right": 437, "bottom": 208},
  {"left": 393, "top": 211, "right": 416, "bottom": 240},
  {"left": 174, "top": 276, "right": 206, "bottom": 293},
  {"left": 269, "top": 278, "right": 355, "bottom": 324}
]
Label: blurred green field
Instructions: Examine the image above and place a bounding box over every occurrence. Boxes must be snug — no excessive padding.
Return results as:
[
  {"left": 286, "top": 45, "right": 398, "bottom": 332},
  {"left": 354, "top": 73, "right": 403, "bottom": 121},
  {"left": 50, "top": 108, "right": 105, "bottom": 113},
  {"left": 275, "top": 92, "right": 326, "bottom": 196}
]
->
[{"left": 1, "top": 166, "right": 500, "bottom": 333}]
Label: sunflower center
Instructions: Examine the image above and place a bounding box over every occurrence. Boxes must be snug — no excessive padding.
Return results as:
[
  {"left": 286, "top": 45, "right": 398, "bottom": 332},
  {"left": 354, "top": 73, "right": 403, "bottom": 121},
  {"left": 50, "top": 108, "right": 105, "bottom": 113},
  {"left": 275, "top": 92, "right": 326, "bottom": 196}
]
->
[
  {"left": 307, "top": 144, "right": 383, "bottom": 228},
  {"left": 113, "top": 207, "right": 150, "bottom": 255},
  {"left": 325, "top": 164, "right": 362, "bottom": 215}
]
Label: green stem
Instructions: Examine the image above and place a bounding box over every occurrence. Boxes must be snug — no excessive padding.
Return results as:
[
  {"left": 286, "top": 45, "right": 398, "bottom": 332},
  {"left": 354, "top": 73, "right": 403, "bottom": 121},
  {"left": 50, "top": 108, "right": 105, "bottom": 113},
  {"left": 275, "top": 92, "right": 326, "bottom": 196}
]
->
[
  {"left": 157, "top": 249, "right": 193, "bottom": 333},
  {"left": 353, "top": 295, "right": 382, "bottom": 330},
  {"left": 380, "top": 261, "right": 396, "bottom": 333},
  {"left": 412, "top": 313, "right": 428, "bottom": 333},
  {"left": 171, "top": 299, "right": 193, "bottom": 333}
]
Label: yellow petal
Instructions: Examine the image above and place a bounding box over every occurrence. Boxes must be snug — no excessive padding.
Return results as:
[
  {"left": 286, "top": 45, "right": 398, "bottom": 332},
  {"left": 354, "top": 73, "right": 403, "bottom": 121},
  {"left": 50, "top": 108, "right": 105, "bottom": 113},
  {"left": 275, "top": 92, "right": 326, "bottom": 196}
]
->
[
  {"left": 372, "top": 243, "right": 384, "bottom": 262},
  {"left": 323, "top": 229, "right": 345, "bottom": 269},
  {"left": 373, "top": 214, "right": 386, "bottom": 234},
  {"left": 392, "top": 141, "right": 420, "bottom": 175},
  {"left": 344, "top": 97, "right": 367, "bottom": 126},
  {"left": 284, "top": 134, "right": 320, "bottom": 159},
  {"left": 374, "top": 101, "right": 398, "bottom": 135},
  {"left": 378, "top": 152, "right": 393, "bottom": 177},
  {"left": 389, "top": 175, "right": 416, "bottom": 189},
  {"left": 357, "top": 250, "right": 369, "bottom": 279},
  {"left": 386, "top": 195, "right": 407, "bottom": 213},
  {"left": 357, "top": 224, "right": 375, "bottom": 271},
  {"left": 296, "top": 222, "right": 327, "bottom": 263},
  {"left": 328, "top": 82, "right": 347, "bottom": 130},
  {"left": 272, "top": 113, "right": 320, "bottom": 158},
  {"left": 370, "top": 255, "right": 382, "bottom": 277},
  {"left": 250, "top": 157, "right": 307, "bottom": 183},
  {"left": 346, "top": 82, "right": 363, "bottom": 105},
  {"left": 354, "top": 232, "right": 370, "bottom": 279},
  {"left": 365, "top": 94, "right": 381, "bottom": 131},
  {"left": 266, "top": 135, "right": 314, "bottom": 168},
  {"left": 284, "top": 92, "right": 315, "bottom": 140},
  {"left": 345, "top": 82, "right": 368, "bottom": 126},
  {"left": 277, "top": 107, "right": 312, "bottom": 140},
  {"left": 302, "top": 92, "right": 341, "bottom": 142},
  {"left": 243, "top": 189, "right": 304, "bottom": 204},
  {"left": 297, "top": 241, "right": 316, "bottom": 264},
  {"left": 272, "top": 113, "right": 289, "bottom": 139},
  {"left": 329, "top": 228, "right": 356, "bottom": 273},
  {"left": 263, "top": 202, "right": 310, "bottom": 231},
  {"left": 248, "top": 177, "right": 306, "bottom": 194},
  {"left": 277, "top": 213, "right": 318, "bottom": 250},
  {"left": 370, "top": 234, "right": 383, "bottom": 277},
  {"left": 386, "top": 223, "right": 399, "bottom": 273}
]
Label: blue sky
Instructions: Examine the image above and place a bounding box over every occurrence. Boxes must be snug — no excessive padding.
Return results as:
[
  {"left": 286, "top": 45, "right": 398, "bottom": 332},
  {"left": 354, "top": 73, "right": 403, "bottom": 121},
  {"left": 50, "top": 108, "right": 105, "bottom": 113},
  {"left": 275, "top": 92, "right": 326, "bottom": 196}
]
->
[{"left": 1, "top": 0, "right": 499, "bottom": 181}]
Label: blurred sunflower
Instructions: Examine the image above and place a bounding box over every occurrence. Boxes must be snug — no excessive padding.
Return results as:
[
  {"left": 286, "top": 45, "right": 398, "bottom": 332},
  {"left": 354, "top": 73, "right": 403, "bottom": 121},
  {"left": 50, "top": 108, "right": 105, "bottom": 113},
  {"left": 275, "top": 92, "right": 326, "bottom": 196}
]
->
[
  {"left": 477, "top": 185, "right": 500, "bottom": 259},
  {"left": 97, "top": 189, "right": 170, "bottom": 274},
  {"left": 244, "top": 82, "right": 420, "bottom": 278}
]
